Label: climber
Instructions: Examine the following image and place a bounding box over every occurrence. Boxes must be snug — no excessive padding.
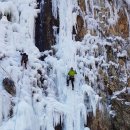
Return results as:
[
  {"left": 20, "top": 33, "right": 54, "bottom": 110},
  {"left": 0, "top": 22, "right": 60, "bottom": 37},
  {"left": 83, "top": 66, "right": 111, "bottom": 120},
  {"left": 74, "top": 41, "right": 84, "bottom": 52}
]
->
[
  {"left": 21, "top": 52, "right": 28, "bottom": 69},
  {"left": 67, "top": 67, "right": 77, "bottom": 90}
]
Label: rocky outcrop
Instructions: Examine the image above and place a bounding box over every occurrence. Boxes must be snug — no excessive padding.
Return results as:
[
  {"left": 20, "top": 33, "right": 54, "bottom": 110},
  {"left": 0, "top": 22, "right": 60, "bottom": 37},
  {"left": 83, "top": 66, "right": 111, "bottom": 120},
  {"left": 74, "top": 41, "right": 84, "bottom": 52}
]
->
[
  {"left": 3, "top": 78, "right": 16, "bottom": 96},
  {"left": 111, "top": 92, "right": 130, "bottom": 130},
  {"left": 108, "top": 8, "right": 129, "bottom": 39},
  {"left": 35, "top": 0, "right": 59, "bottom": 52},
  {"left": 87, "top": 110, "right": 111, "bottom": 130},
  {"left": 75, "top": 15, "right": 87, "bottom": 41}
]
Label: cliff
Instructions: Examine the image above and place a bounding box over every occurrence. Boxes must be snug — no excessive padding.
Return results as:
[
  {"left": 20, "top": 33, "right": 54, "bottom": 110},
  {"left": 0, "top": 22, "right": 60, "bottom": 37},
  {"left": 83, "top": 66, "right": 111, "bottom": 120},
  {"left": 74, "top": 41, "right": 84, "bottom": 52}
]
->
[{"left": 0, "top": 0, "right": 129, "bottom": 130}]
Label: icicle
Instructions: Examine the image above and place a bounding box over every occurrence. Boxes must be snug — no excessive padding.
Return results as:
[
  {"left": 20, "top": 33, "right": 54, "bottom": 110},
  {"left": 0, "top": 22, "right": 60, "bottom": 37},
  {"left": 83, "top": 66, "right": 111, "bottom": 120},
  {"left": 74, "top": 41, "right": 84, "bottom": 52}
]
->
[
  {"left": 83, "top": 85, "right": 99, "bottom": 116},
  {"left": 85, "top": 0, "right": 89, "bottom": 14},
  {"left": 52, "top": 0, "right": 59, "bottom": 19}
]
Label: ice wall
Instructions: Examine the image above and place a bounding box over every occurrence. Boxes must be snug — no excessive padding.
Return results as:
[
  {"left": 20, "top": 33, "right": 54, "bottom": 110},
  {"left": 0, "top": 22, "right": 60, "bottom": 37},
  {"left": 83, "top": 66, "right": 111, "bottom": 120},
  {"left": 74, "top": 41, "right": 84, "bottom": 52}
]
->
[{"left": 0, "top": 0, "right": 129, "bottom": 130}]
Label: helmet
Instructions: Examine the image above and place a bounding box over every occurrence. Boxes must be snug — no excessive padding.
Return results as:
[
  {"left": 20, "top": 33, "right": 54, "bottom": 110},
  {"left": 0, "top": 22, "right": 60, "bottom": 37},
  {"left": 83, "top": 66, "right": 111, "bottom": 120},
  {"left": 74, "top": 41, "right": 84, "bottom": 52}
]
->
[{"left": 71, "top": 67, "right": 73, "bottom": 70}]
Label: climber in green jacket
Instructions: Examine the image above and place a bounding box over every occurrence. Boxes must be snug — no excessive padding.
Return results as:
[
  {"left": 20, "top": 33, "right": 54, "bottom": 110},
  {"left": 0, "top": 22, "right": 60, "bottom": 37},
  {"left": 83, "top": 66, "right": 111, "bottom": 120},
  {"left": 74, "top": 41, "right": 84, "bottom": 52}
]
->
[{"left": 67, "top": 67, "right": 77, "bottom": 90}]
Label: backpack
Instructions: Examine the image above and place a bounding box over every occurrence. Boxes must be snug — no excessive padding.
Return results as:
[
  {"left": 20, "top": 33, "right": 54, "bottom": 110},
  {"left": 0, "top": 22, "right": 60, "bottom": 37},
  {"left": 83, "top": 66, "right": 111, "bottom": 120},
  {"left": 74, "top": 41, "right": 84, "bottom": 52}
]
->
[{"left": 23, "top": 53, "right": 28, "bottom": 61}]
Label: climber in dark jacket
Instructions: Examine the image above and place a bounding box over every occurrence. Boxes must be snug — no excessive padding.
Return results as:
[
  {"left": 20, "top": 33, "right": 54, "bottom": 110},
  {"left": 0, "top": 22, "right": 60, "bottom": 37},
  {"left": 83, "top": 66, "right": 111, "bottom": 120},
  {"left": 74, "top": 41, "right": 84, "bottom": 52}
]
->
[
  {"left": 21, "top": 53, "right": 28, "bottom": 69},
  {"left": 67, "top": 67, "right": 77, "bottom": 90}
]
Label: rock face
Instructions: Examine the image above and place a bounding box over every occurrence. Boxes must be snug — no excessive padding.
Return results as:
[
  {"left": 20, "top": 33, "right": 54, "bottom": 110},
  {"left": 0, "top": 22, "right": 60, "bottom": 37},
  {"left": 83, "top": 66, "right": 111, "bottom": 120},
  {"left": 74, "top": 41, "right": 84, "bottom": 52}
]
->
[
  {"left": 76, "top": 0, "right": 130, "bottom": 129},
  {"left": 75, "top": 15, "right": 86, "bottom": 41},
  {"left": 87, "top": 110, "right": 111, "bottom": 130},
  {"left": 81, "top": 1, "right": 130, "bottom": 130},
  {"left": 35, "top": 0, "right": 59, "bottom": 52},
  {"left": 35, "top": 0, "right": 130, "bottom": 129},
  {"left": 111, "top": 92, "right": 130, "bottom": 130},
  {"left": 3, "top": 78, "right": 16, "bottom": 96},
  {"left": 114, "top": 9, "right": 129, "bottom": 39},
  {"left": 87, "top": 92, "right": 130, "bottom": 130}
]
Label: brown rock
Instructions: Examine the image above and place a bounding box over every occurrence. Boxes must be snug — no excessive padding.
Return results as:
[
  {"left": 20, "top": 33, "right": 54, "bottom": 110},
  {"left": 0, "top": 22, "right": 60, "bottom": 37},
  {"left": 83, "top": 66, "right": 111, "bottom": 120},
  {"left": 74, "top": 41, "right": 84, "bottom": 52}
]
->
[
  {"left": 3, "top": 78, "right": 16, "bottom": 96},
  {"left": 119, "top": 59, "right": 125, "bottom": 66},
  {"left": 128, "top": 78, "right": 130, "bottom": 87},
  {"left": 87, "top": 109, "right": 110, "bottom": 130},
  {"left": 111, "top": 96, "right": 130, "bottom": 130},
  {"left": 35, "top": 0, "right": 58, "bottom": 51},
  {"left": 110, "top": 9, "right": 129, "bottom": 39},
  {"left": 75, "top": 15, "right": 87, "bottom": 41},
  {"left": 78, "top": 0, "right": 86, "bottom": 12}
]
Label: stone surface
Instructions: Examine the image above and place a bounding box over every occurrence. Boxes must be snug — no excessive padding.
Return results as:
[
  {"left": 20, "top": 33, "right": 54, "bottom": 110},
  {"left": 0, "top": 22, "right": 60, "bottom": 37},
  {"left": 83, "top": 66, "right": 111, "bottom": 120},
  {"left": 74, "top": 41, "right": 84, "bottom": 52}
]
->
[
  {"left": 35, "top": 0, "right": 58, "bottom": 52},
  {"left": 87, "top": 110, "right": 111, "bottom": 130},
  {"left": 111, "top": 93, "right": 130, "bottom": 130},
  {"left": 3, "top": 78, "right": 16, "bottom": 96},
  {"left": 75, "top": 15, "right": 87, "bottom": 41}
]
